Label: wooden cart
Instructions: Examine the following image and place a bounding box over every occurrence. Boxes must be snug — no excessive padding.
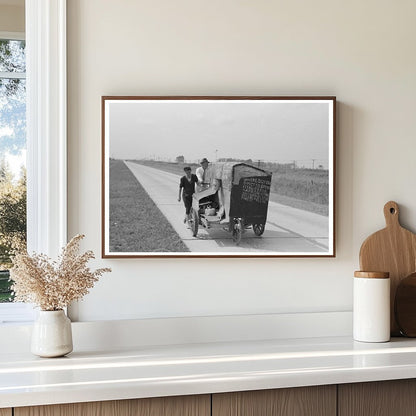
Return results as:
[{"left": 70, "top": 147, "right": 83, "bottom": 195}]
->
[{"left": 189, "top": 162, "right": 272, "bottom": 245}]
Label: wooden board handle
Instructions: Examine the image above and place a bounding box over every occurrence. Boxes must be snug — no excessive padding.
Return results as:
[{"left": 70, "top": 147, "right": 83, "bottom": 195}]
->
[{"left": 384, "top": 201, "right": 400, "bottom": 228}]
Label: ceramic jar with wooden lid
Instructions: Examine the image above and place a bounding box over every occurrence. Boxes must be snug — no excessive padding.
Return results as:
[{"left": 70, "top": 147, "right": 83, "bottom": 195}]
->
[{"left": 353, "top": 271, "right": 390, "bottom": 342}]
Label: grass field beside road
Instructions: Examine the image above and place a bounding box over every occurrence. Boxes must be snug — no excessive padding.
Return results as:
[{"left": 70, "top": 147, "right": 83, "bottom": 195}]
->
[
  {"left": 109, "top": 160, "right": 189, "bottom": 253},
  {"left": 130, "top": 160, "right": 329, "bottom": 216}
]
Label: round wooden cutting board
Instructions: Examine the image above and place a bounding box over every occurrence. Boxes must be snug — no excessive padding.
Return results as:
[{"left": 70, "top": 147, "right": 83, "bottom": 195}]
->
[
  {"left": 395, "top": 273, "right": 416, "bottom": 337},
  {"left": 359, "top": 201, "right": 416, "bottom": 336}
]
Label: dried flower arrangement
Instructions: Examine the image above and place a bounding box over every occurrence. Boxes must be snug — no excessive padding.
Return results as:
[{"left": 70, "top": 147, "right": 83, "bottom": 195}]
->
[{"left": 10, "top": 234, "right": 111, "bottom": 311}]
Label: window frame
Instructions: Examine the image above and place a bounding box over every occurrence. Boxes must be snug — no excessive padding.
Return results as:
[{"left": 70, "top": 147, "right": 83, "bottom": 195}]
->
[
  {"left": 0, "top": 0, "right": 67, "bottom": 323},
  {"left": 0, "top": 31, "right": 25, "bottom": 41},
  {"left": 26, "top": 0, "right": 67, "bottom": 258}
]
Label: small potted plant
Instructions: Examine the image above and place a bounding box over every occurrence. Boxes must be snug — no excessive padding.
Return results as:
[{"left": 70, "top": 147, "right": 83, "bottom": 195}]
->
[{"left": 10, "top": 234, "right": 111, "bottom": 357}]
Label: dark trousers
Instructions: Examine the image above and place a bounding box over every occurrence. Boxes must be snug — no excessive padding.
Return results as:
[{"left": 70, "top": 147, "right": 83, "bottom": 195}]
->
[{"left": 183, "top": 194, "right": 193, "bottom": 215}]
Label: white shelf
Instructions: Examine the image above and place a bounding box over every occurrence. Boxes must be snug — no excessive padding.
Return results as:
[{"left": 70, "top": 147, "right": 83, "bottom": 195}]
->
[{"left": 2, "top": 336, "right": 416, "bottom": 408}]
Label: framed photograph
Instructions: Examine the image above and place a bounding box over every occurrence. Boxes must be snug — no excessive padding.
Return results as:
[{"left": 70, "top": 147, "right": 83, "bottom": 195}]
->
[{"left": 102, "top": 96, "right": 335, "bottom": 258}]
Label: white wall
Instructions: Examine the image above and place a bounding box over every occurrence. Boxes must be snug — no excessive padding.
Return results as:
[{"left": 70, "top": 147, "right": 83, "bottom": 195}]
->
[{"left": 67, "top": 0, "right": 416, "bottom": 322}]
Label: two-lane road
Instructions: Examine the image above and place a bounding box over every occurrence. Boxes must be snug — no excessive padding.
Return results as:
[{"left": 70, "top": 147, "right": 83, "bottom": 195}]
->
[{"left": 124, "top": 161, "right": 329, "bottom": 254}]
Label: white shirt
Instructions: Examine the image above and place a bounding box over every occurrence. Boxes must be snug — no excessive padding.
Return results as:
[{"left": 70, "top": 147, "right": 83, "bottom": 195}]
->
[{"left": 196, "top": 166, "right": 213, "bottom": 184}]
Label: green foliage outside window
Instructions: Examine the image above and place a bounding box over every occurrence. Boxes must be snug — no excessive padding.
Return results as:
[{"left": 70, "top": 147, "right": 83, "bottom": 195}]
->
[{"left": 0, "top": 162, "right": 26, "bottom": 302}]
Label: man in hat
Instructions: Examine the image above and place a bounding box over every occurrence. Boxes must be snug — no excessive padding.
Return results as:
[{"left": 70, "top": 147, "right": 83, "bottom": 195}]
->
[{"left": 196, "top": 157, "right": 212, "bottom": 192}]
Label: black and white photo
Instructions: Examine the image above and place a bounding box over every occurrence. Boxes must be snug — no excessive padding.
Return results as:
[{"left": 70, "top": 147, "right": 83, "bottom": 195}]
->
[{"left": 102, "top": 96, "right": 335, "bottom": 257}]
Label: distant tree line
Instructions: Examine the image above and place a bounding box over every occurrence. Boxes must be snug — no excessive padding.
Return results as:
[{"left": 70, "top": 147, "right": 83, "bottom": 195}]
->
[{"left": 0, "top": 160, "right": 26, "bottom": 269}]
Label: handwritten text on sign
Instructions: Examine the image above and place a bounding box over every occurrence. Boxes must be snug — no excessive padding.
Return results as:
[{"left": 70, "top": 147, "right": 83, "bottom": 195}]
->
[{"left": 241, "top": 177, "right": 271, "bottom": 204}]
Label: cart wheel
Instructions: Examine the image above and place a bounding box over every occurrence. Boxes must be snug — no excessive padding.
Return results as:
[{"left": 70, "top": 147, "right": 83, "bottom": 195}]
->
[
  {"left": 253, "top": 223, "right": 265, "bottom": 236},
  {"left": 232, "top": 218, "right": 243, "bottom": 245},
  {"left": 189, "top": 209, "right": 199, "bottom": 237}
]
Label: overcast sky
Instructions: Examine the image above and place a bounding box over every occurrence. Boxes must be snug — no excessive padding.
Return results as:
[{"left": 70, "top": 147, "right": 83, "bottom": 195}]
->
[{"left": 108, "top": 100, "right": 331, "bottom": 165}]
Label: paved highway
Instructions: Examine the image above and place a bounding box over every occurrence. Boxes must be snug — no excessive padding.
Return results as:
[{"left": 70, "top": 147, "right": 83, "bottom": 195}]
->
[{"left": 124, "top": 161, "right": 330, "bottom": 254}]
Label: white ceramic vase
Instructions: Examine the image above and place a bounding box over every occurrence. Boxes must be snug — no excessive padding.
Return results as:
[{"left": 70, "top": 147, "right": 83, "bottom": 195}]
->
[{"left": 31, "top": 310, "right": 73, "bottom": 357}]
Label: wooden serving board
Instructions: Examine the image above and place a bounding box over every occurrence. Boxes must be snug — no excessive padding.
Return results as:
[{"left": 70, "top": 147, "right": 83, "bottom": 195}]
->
[
  {"left": 395, "top": 272, "right": 416, "bottom": 337},
  {"left": 359, "top": 201, "right": 416, "bottom": 335}
]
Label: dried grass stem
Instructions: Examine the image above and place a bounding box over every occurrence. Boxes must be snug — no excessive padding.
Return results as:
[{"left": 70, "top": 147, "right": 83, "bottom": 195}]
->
[{"left": 10, "top": 234, "right": 111, "bottom": 310}]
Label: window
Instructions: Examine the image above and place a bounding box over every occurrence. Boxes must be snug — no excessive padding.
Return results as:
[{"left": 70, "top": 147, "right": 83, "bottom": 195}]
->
[
  {"left": 0, "top": 1, "right": 67, "bottom": 324},
  {"left": 0, "top": 35, "right": 26, "bottom": 306}
]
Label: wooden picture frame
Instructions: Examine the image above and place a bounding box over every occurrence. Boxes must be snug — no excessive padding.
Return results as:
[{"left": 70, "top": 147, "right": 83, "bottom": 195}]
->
[{"left": 102, "top": 96, "right": 336, "bottom": 258}]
